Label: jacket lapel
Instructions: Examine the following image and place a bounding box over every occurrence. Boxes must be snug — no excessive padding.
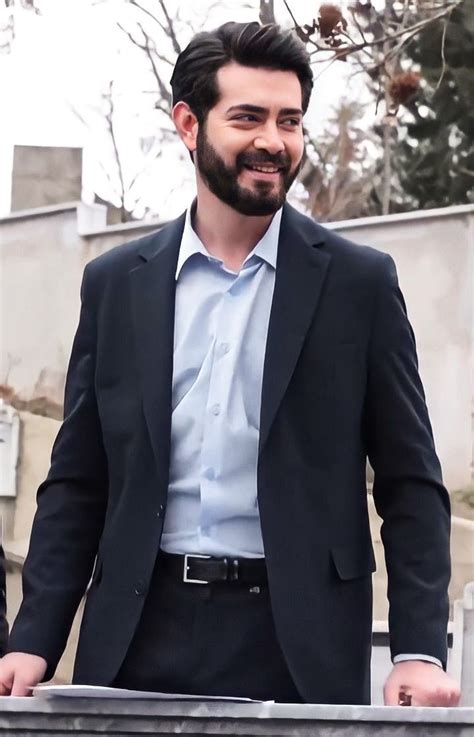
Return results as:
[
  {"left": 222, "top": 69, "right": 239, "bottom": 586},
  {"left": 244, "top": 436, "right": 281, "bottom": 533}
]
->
[
  {"left": 259, "top": 204, "right": 331, "bottom": 454},
  {"left": 129, "top": 204, "right": 331, "bottom": 471},
  {"left": 129, "top": 214, "right": 185, "bottom": 482}
]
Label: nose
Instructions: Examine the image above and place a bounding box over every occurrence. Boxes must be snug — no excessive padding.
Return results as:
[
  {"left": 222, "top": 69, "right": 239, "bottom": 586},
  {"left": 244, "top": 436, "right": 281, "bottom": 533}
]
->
[{"left": 253, "top": 123, "right": 285, "bottom": 155}]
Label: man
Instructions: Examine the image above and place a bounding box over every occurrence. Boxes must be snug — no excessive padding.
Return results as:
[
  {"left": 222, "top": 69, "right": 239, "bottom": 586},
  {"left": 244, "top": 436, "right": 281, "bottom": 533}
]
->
[
  {"left": 0, "top": 546, "right": 7, "bottom": 656},
  {"left": 0, "top": 22, "right": 460, "bottom": 705}
]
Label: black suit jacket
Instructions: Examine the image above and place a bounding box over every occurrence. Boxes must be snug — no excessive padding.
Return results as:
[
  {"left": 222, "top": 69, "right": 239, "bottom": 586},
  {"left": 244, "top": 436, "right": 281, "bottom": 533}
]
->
[
  {"left": 8, "top": 204, "right": 450, "bottom": 704},
  {"left": 0, "top": 546, "right": 8, "bottom": 656}
]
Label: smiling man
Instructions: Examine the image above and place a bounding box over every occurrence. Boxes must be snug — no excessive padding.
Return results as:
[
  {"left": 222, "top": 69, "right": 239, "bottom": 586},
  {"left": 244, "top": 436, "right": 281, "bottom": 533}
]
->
[
  {"left": 0, "top": 22, "right": 460, "bottom": 706},
  {"left": 192, "top": 71, "right": 304, "bottom": 218}
]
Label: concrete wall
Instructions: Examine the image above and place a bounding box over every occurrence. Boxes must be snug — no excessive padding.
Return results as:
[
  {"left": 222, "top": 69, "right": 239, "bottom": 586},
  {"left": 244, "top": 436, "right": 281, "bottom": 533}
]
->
[
  {"left": 0, "top": 205, "right": 160, "bottom": 402},
  {"left": 10, "top": 146, "right": 82, "bottom": 212}
]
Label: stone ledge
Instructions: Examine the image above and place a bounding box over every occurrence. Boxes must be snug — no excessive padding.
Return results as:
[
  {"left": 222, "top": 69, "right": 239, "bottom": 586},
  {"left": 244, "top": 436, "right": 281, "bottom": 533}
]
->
[{"left": 0, "top": 698, "right": 472, "bottom": 736}]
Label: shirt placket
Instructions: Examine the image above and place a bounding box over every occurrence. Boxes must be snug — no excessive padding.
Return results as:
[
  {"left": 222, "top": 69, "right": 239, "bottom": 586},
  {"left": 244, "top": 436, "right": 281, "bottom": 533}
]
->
[{"left": 198, "top": 261, "right": 258, "bottom": 540}]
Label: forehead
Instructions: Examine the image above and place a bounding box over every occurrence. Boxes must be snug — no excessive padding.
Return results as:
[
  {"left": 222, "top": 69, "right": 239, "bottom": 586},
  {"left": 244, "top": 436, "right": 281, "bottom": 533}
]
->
[{"left": 213, "top": 62, "right": 303, "bottom": 112}]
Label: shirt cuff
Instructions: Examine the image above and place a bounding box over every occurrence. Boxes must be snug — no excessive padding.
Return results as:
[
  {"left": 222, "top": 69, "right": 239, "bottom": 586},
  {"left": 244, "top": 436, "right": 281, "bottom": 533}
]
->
[{"left": 393, "top": 653, "right": 443, "bottom": 668}]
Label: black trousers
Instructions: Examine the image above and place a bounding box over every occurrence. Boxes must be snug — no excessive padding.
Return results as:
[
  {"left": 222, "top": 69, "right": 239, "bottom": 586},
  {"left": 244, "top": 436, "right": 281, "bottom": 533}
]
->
[{"left": 113, "top": 552, "right": 302, "bottom": 703}]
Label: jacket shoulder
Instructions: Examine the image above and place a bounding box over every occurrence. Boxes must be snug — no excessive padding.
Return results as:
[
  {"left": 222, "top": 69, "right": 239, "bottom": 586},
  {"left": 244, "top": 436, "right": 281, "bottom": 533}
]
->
[
  {"left": 82, "top": 212, "right": 185, "bottom": 284},
  {"left": 83, "top": 228, "right": 162, "bottom": 279},
  {"left": 317, "top": 223, "right": 391, "bottom": 272},
  {"left": 286, "top": 204, "right": 392, "bottom": 273},
  {"left": 298, "top": 213, "right": 396, "bottom": 289}
]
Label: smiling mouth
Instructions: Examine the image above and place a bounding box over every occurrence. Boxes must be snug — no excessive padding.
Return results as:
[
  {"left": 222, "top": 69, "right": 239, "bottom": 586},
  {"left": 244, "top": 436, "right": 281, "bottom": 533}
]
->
[{"left": 243, "top": 164, "right": 283, "bottom": 174}]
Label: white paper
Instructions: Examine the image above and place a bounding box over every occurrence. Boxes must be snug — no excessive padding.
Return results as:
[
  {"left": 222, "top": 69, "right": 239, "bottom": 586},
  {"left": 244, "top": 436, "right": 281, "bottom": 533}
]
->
[{"left": 33, "top": 684, "right": 270, "bottom": 703}]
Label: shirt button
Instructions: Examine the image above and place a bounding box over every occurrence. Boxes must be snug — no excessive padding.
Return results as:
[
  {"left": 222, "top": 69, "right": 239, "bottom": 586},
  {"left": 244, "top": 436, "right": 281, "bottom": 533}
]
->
[
  {"left": 204, "top": 467, "right": 215, "bottom": 480},
  {"left": 219, "top": 343, "right": 230, "bottom": 356},
  {"left": 211, "top": 403, "right": 221, "bottom": 416},
  {"left": 201, "top": 526, "right": 210, "bottom": 537}
]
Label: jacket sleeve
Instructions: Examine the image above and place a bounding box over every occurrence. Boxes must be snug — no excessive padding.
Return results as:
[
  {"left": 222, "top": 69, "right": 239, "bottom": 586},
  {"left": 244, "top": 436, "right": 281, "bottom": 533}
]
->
[
  {"left": 7, "top": 264, "right": 108, "bottom": 680},
  {"left": 366, "top": 253, "right": 450, "bottom": 667},
  {"left": 0, "top": 546, "right": 8, "bottom": 657}
]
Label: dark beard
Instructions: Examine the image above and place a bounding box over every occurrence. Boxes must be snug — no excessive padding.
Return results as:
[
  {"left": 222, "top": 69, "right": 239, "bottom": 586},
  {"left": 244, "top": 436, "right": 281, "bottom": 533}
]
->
[{"left": 195, "top": 126, "right": 303, "bottom": 216}]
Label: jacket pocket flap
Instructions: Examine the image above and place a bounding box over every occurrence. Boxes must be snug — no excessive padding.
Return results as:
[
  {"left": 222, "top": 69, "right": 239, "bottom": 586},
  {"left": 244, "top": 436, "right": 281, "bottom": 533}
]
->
[{"left": 331, "top": 543, "right": 376, "bottom": 580}]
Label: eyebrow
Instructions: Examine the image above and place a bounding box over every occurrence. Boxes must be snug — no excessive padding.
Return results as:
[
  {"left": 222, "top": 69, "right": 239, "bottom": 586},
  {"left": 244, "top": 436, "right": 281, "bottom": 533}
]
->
[{"left": 225, "top": 104, "right": 303, "bottom": 117}]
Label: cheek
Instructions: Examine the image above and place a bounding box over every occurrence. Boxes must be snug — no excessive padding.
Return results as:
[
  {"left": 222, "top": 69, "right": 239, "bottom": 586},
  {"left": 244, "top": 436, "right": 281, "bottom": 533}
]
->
[
  {"left": 222, "top": 142, "right": 248, "bottom": 168},
  {"left": 291, "top": 139, "right": 305, "bottom": 165}
]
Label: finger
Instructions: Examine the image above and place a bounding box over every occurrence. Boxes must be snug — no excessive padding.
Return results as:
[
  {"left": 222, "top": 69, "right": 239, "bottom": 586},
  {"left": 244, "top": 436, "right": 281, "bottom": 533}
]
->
[
  {"left": 434, "top": 690, "right": 450, "bottom": 707},
  {"left": 0, "top": 672, "right": 14, "bottom": 696},
  {"left": 412, "top": 689, "right": 447, "bottom": 707},
  {"left": 384, "top": 680, "right": 402, "bottom": 706},
  {"left": 409, "top": 687, "right": 435, "bottom": 707},
  {"left": 450, "top": 687, "right": 461, "bottom": 707},
  {"left": 430, "top": 688, "right": 455, "bottom": 707},
  {"left": 11, "top": 677, "right": 33, "bottom": 697}
]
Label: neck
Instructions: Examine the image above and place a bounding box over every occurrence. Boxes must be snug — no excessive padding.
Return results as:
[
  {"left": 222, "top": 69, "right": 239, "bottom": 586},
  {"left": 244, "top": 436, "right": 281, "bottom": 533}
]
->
[{"left": 192, "top": 179, "right": 277, "bottom": 272}]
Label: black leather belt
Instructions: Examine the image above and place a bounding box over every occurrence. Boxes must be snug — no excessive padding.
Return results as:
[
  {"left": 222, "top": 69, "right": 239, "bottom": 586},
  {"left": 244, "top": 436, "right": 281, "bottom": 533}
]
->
[{"left": 160, "top": 552, "right": 267, "bottom": 585}]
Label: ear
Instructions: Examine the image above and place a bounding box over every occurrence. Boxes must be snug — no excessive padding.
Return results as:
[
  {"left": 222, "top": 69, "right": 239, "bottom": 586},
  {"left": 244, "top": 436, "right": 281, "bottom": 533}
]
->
[{"left": 172, "top": 101, "right": 199, "bottom": 155}]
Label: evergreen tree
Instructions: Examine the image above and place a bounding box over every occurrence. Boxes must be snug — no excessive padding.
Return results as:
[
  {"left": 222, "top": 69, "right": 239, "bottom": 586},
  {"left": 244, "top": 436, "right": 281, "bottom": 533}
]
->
[{"left": 395, "top": 0, "right": 474, "bottom": 209}]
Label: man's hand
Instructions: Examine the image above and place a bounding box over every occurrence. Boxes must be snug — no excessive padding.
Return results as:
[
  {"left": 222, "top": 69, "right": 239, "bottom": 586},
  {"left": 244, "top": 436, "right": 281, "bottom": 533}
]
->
[
  {"left": 0, "top": 652, "right": 48, "bottom": 696},
  {"left": 384, "top": 661, "right": 461, "bottom": 707}
]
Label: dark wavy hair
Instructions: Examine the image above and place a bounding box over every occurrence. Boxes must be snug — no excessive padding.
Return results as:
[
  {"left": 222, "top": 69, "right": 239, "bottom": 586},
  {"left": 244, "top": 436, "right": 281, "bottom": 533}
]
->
[{"left": 170, "top": 22, "right": 313, "bottom": 123}]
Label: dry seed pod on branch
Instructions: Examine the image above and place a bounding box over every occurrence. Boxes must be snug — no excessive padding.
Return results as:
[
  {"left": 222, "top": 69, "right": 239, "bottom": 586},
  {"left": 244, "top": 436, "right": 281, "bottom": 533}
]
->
[
  {"left": 388, "top": 71, "right": 421, "bottom": 106},
  {"left": 318, "top": 3, "right": 348, "bottom": 37},
  {"left": 292, "top": 3, "right": 351, "bottom": 51}
]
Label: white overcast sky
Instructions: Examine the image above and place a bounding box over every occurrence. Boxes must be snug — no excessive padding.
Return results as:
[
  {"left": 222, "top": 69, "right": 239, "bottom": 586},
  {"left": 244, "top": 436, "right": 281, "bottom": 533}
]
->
[{"left": 0, "top": 0, "right": 360, "bottom": 218}]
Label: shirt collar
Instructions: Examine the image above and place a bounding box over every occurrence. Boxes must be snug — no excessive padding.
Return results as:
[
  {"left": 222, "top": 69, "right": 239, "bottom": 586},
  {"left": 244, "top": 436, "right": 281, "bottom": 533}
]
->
[{"left": 175, "top": 202, "right": 282, "bottom": 280}]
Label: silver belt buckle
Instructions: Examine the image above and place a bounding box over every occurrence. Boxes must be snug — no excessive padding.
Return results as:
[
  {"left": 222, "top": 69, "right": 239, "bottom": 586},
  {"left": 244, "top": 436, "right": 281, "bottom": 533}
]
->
[{"left": 183, "top": 553, "right": 211, "bottom": 584}]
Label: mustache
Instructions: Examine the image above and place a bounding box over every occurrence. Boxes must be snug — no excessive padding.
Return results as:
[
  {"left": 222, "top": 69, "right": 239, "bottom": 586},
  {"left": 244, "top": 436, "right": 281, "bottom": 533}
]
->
[{"left": 237, "top": 153, "right": 291, "bottom": 169}]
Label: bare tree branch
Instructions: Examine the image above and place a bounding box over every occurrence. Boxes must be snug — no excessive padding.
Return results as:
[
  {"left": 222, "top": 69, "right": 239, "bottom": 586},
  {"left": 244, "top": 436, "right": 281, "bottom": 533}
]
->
[
  {"left": 290, "top": 0, "right": 461, "bottom": 68},
  {"left": 158, "top": 0, "right": 181, "bottom": 55},
  {"left": 116, "top": 21, "right": 172, "bottom": 109},
  {"left": 128, "top": 0, "right": 167, "bottom": 34},
  {"left": 312, "top": 53, "right": 345, "bottom": 82},
  {"left": 199, "top": 0, "right": 231, "bottom": 29},
  {"left": 104, "top": 81, "right": 127, "bottom": 219},
  {"left": 127, "top": 146, "right": 163, "bottom": 196},
  {"left": 433, "top": 13, "right": 450, "bottom": 91},
  {"left": 349, "top": 7, "right": 368, "bottom": 44},
  {"left": 66, "top": 101, "right": 122, "bottom": 201},
  {"left": 138, "top": 25, "right": 173, "bottom": 108},
  {"left": 457, "top": 166, "right": 474, "bottom": 178},
  {"left": 282, "top": 0, "right": 299, "bottom": 28}
]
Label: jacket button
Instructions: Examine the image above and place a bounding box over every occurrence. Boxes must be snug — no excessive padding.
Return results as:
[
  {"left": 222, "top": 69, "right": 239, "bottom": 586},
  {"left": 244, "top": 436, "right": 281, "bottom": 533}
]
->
[
  {"left": 134, "top": 580, "right": 146, "bottom": 596},
  {"left": 157, "top": 504, "right": 165, "bottom": 518}
]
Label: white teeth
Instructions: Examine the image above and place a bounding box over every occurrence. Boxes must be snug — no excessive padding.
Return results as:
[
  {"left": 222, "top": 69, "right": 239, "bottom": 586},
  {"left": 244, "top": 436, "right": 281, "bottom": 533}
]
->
[{"left": 249, "top": 165, "right": 279, "bottom": 173}]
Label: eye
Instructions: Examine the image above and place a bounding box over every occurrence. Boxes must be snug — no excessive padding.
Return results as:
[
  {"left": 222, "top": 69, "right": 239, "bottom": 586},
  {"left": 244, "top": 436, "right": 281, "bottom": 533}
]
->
[
  {"left": 233, "top": 114, "right": 259, "bottom": 122},
  {"left": 280, "top": 118, "right": 301, "bottom": 127}
]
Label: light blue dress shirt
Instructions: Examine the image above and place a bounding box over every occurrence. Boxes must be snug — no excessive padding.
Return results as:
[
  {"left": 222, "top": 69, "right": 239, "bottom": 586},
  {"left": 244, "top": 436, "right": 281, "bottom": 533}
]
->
[{"left": 160, "top": 207, "right": 281, "bottom": 558}]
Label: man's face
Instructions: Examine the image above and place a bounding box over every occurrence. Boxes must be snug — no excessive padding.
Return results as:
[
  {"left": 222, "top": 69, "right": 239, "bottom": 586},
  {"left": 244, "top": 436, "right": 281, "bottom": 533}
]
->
[{"left": 195, "top": 63, "right": 305, "bottom": 216}]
